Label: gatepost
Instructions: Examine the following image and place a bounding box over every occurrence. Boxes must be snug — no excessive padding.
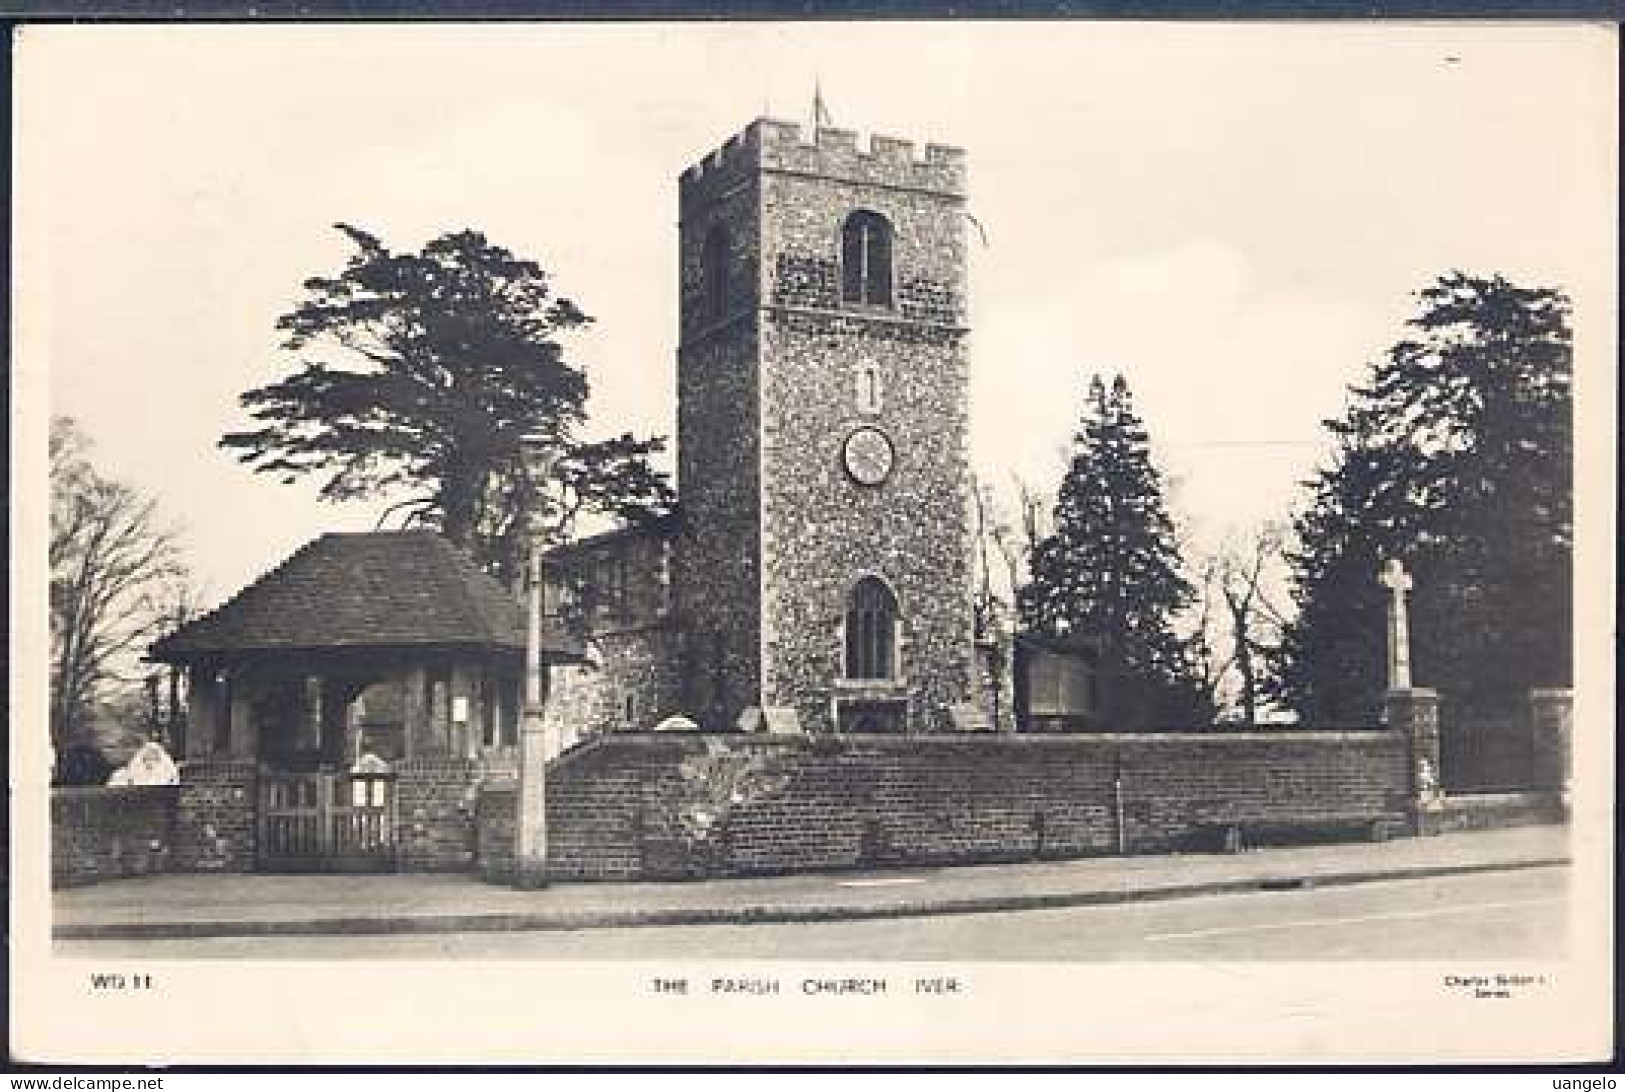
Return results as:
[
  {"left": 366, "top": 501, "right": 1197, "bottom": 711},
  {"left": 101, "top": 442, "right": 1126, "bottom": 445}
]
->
[
  {"left": 1378, "top": 558, "right": 1441, "bottom": 832},
  {"left": 1529, "top": 688, "right": 1572, "bottom": 817},
  {"left": 1385, "top": 687, "right": 1442, "bottom": 834}
]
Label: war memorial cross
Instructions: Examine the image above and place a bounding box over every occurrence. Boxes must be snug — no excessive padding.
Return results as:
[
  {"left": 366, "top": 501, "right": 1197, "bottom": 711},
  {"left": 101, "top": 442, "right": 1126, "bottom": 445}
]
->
[{"left": 1379, "top": 557, "right": 1413, "bottom": 690}]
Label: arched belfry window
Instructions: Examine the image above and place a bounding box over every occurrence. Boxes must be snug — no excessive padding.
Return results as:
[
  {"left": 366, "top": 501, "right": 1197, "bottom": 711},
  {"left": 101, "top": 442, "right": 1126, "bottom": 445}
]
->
[
  {"left": 845, "top": 577, "right": 899, "bottom": 680},
  {"left": 701, "top": 224, "right": 730, "bottom": 321},
  {"left": 841, "top": 210, "right": 893, "bottom": 307}
]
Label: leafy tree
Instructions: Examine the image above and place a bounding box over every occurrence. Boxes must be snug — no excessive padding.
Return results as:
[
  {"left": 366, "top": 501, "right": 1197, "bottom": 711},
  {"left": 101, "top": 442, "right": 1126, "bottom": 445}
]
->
[
  {"left": 1272, "top": 272, "right": 1572, "bottom": 723},
  {"left": 50, "top": 417, "right": 188, "bottom": 762},
  {"left": 1018, "top": 374, "right": 1211, "bottom": 727},
  {"left": 220, "top": 225, "right": 675, "bottom": 581}
]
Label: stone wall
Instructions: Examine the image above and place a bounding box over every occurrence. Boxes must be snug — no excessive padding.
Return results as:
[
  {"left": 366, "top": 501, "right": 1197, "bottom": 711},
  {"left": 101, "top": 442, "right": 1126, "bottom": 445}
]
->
[
  {"left": 543, "top": 624, "right": 688, "bottom": 746},
  {"left": 173, "top": 758, "right": 258, "bottom": 872},
  {"left": 757, "top": 310, "right": 975, "bottom": 734},
  {"left": 674, "top": 127, "right": 773, "bottom": 733},
  {"left": 52, "top": 786, "right": 177, "bottom": 888},
  {"left": 394, "top": 757, "right": 481, "bottom": 871},
  {"left": 543, "top": 523, "right": 688, "bottom": 744},
  {"left": 673, "top": 118, "right": 978, "bottom": 736},
  {"left": 546, "top": 523, "right": 676, "bottom": 631},
  {"left": 675, "top": 177, "right": 762, "bottom": 730},
  {"left": 975, "top": 638, "right": 1016, "bottom": 732},
  {"left": 478, "top": 730, "right": 1413, "bottom": 882},
  {"left": 757, "top": 122, "right": 973, "bottom": 736}
]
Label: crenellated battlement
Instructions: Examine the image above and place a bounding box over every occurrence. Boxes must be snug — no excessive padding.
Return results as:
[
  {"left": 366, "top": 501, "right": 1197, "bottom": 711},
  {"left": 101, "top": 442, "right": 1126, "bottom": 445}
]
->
[
  {"left": 680, "top": 125, "right": 756, "bottom": 185},
  {"left": 679, "top": 117, "right": 965, "bottom": 201}
]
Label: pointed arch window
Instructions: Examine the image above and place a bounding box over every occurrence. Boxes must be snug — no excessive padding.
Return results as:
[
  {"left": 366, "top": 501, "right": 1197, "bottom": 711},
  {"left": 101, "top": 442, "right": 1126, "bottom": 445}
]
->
[
  {"left": 845, "top": 577, "right": 899, "bottom": 680},
  {"left": 701, "top": 223, "right": 730, "bottom": 321},
  {"left": 841, "top": 210, "right": 893, "bottom": 307}
]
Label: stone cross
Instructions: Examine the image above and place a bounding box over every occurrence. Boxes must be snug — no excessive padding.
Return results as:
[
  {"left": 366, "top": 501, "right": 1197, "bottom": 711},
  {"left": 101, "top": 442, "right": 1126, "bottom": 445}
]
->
[{"left": 1378, "top": 558, "right": 1414, "bottom": 690}]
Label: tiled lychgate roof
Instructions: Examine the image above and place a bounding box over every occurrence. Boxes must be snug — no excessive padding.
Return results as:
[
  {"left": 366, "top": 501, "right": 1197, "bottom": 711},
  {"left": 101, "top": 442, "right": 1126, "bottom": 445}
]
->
[{"left": 150, "top": 531, "right": 581, "bottom": 661}]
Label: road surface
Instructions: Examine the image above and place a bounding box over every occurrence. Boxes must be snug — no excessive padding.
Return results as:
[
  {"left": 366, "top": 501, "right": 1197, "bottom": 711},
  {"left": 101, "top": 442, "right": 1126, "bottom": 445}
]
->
[{"left": 54, "top": 864, "right": 1567, "bottom": 961}]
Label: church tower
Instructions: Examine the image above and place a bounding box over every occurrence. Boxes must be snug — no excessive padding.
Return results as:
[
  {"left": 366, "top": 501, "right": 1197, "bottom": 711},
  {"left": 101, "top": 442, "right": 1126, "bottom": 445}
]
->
[{"left": 674, "top": 117, "right": 976, "bottom": 734}]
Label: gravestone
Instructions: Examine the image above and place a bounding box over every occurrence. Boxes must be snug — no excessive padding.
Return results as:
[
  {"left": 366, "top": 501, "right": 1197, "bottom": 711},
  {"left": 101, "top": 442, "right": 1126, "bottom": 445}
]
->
[
  {"left": 106, "top": 740, "right": 179, "bottom": 787},
  {"left": 948, "top": 702, "right": 994, "bottom": 733},
  {"left": 762, "top": 707, "right": 802, "bottom": 736},
  {"left": 352, "top": 752, "right": 391, "bottom": 775}
]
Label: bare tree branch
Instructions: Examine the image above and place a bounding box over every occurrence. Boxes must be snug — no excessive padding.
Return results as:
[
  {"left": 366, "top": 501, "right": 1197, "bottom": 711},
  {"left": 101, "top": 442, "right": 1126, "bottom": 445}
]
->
[{"left": 50, "top": 416, "right": 189, "bottom": 752}]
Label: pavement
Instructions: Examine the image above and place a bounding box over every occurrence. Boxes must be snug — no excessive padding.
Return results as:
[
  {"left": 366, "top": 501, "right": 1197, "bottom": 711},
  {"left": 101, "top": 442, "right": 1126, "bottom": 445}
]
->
[{"left": 52, "top": 823, "right": 1569, "bottom": 941}]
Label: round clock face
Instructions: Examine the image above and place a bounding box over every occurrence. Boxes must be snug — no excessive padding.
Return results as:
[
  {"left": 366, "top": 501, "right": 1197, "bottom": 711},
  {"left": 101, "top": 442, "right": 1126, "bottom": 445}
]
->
[{"left": 843, "top": 426, "right": 895, "bottom": 486}]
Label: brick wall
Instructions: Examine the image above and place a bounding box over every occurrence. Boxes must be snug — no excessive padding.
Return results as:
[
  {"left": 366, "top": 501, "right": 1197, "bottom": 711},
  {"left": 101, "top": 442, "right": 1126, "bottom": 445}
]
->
[
  {"left": 1529, "top": 688, "right": 1572, "bottom": 797},
  {"left": 541, "top": 740, "right": 655, "bottom": 879},
  {"left": 52, "top": 786, "right": 177, "bottom": 888},
  {"left": 476, "top": 782, "right": 517, "bottom": 882},
  {"left": 1419, "top": 792, "right": 1565, "bottom": 836},
  {"left": 173, "top": 758, "right": 258, "bottom": 872},
  {"left": 475, "top": 738, "right": 692, "bottom": 882},
  {"left": 395, "top": 757, "right": 481, "bottom": 871},
  {"left": 478, "top": 730, "right": 1411, "bottom": 882}
]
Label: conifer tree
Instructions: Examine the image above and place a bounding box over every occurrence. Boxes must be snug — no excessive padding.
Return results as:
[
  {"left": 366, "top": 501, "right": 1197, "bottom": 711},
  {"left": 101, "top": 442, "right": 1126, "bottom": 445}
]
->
[
  {"left": 1018, "top": 374, "right": 1210, "bottom": 727},
  {"left": 1272, "top": 272, "right": 1572, "bottom": 722},
  {"left": 221, "top": 225, "right": 675, "bottom": 583}
]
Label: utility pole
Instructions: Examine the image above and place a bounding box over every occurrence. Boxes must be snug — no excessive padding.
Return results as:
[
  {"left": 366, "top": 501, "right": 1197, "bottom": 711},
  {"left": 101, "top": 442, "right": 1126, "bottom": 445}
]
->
[{"left": 515, "top": 434, "right": 557, "bottom": 890}]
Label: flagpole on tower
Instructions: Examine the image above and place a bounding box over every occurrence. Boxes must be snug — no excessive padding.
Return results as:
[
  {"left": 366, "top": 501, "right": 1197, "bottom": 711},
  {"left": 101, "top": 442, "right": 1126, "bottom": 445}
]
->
[{"left": 812, "top": 78, "right": 832, "bottom": 138}]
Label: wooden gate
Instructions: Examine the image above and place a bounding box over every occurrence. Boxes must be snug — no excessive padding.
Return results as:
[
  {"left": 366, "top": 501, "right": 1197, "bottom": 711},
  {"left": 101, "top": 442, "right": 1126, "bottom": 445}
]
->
[{"left": 258, "top": 769, "right": 397, "bottom": 872}]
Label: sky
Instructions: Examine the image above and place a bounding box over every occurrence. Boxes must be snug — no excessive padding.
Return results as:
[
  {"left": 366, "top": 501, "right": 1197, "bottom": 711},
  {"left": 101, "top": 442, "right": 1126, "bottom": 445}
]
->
[{"left": 16, "top": 22, "right": 1617, "bottom": 604}]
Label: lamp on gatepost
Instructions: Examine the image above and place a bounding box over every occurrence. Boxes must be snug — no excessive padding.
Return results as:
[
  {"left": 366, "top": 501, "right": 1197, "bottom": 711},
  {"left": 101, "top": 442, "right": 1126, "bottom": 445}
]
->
[{"left": 515, "top": 432, "right": 558, "bottom": 890}]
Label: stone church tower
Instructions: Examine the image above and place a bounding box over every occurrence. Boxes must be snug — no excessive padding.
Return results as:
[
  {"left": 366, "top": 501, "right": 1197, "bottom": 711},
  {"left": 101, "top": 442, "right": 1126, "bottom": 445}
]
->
[{"left": 674, "top": 118, "right": 977, "bottom": 734}]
